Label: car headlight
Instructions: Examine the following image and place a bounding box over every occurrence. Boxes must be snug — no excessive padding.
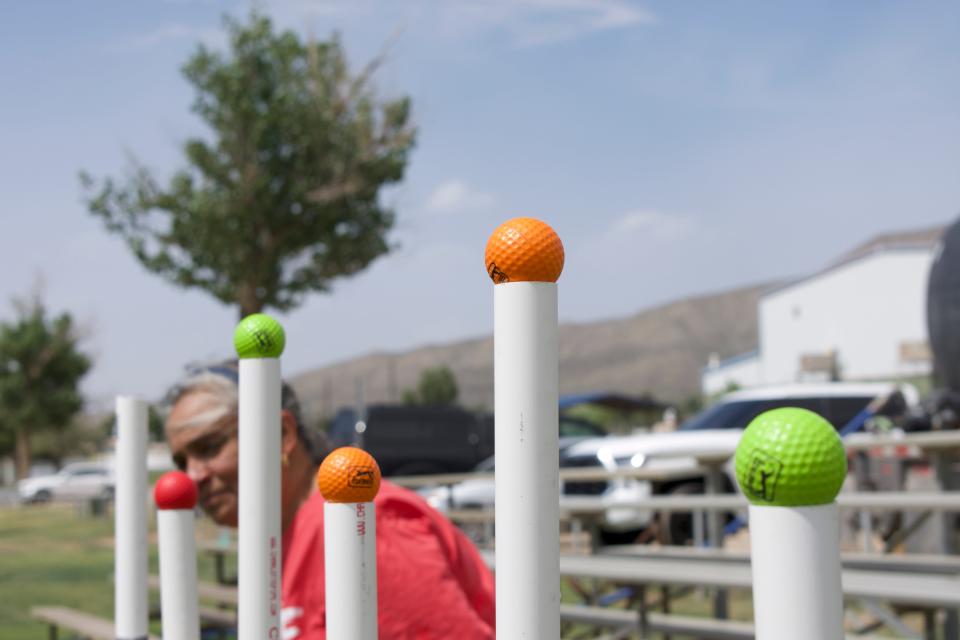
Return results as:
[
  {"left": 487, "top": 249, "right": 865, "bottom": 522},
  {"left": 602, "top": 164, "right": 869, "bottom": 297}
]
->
[
  {"left": 417, "top": 486, "right": 451, "bottom": 511},
  {"left": 629, "top": 453, "right": 646, "bottom": 468},
  {"left": 596, "top": 447, "right": 616, "bottom": 470}
]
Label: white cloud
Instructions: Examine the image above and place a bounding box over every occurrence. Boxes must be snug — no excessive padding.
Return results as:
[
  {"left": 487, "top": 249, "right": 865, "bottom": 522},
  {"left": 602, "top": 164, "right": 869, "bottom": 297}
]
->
[
  {"left": 424, "top": 179, "right": 495, "bottom": 215},
  {"left": 572, "top": 209, "right": 699, "bottom": 274},
  {"left": 279, "top": 0, "right": 360, "bottom": 18},
  {"left": 269, "top": 0, "right": 655, "bottom": 48},
  {"left": 613, "top": 210, "right": 697, "bottom": 239},
  {"left": 497, "top": 0, "right": 656, "bottom": 47},
  {"left": 105, "top": 24, "right": 224, "bottom": 52}
]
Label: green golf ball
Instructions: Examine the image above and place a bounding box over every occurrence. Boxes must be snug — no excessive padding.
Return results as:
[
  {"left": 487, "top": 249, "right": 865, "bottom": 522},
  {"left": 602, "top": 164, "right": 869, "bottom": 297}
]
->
[
  {"left": 734, "top": 407, "right": 846, "bottom": 507},
  {"left": 233, "top": 314, "right": 286, "bottom": 359}
]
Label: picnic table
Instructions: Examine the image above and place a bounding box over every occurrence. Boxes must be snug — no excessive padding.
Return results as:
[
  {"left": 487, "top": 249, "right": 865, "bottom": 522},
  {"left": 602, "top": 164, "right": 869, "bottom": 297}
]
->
[{"left": 31, "top": 606, "right": 161, "bottom": 640}]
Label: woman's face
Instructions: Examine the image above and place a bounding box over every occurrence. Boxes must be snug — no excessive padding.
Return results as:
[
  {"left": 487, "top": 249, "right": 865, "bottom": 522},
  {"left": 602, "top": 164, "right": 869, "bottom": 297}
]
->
[{"left": 166, "top": 390, "right": 241, "bottom": 526}]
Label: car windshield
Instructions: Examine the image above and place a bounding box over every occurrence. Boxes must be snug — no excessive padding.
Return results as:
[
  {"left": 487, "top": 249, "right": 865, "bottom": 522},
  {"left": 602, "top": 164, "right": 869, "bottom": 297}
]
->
[
  {"left": 61, "top": 464, "right": 107, "bottom": 475},
  {"left": 474, "top": 456, "right": 496, "bottom": 472},
  {"left": 559, "top": 416, "right": 606, "bottom": 437},
  {"left": 678, "top": 400, "right": 768, "bottom": 432},
  {"left": 679, "top": 394, "right": 880, "bottom": 432}
]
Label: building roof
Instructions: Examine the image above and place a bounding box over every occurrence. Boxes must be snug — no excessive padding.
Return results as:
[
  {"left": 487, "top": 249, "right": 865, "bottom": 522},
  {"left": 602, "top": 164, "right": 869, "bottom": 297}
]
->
[
  {"left": 825, "top": 225, "right": 945, "bottom": 272},
  {"left": 763, "top": 224, "right": 947, "bottom": 299}
]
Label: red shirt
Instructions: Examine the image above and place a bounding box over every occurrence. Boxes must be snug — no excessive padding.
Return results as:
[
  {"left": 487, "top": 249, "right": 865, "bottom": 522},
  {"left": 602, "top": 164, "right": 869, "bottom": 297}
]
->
[{"left": 281, "top": 481, "right": 496, "bottom": 639}]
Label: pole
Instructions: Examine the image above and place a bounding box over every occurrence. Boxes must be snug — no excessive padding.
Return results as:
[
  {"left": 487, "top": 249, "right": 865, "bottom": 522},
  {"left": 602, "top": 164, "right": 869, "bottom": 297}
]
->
[
  {"left": 155, "top": 471, "right": 200, "bottom": 640},
  {"left": 704, "top": 462, "right": 728, "bottom": 619},
  {"left": 317, "top": 447, "right": 382, "bottom": 639},
  {"left": 735, "top": 407, "right": 847, "bottom": 640},
  {"left": 234, "top": 314, "right": 286, "bottom": 640},
  {"left": 933, "top": 450, "right": 959, "bottom": 637},
  {"left": 115, "top": 396, "right": 148, "bottom": 640},
  {"left": 486, "top": 217, "right": 565, "bottom": 639},
  {"left": 749, "top": 503, "right": 843, "bottom": 638}
]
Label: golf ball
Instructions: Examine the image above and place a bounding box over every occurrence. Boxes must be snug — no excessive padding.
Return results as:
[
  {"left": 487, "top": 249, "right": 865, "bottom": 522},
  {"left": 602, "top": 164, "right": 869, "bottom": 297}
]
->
[
  {"left": 735, "top": 407, "right": 847, "bottom": 507},
  {"left": 154, "top": 471, "right": 198, "bottom": 510},
  {"left": 233, "top": 313, "right": 286, "bottom": 359},
  {"left": 317, "top": 447, "right": 382, "bottom": 503},
  {"left": 484, "top": 217, "right": 564, "bottom": 284}
]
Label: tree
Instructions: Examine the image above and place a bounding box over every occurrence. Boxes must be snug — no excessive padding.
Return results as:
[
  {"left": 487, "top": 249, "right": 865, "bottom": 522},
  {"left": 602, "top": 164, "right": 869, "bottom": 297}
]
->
[
  {"left": 403, "top": 366, "right": 459, "bottom": 407},
  {"left": 0, "top": 293, "right": 91, "bottom": 479},
  {"left": 32, "top": 415, "right": 107, "bottom": 468},
  {"left": 81, "top": 12, "right": 415, "bottom": 318},
  {"left": 97, "top": 403, "right": 165, "bottom": 443}
]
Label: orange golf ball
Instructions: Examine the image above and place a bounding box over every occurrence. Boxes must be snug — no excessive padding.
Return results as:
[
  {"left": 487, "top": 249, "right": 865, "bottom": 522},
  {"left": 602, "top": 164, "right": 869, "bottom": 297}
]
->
[
  {"left": 317, "top": 447, "right": 382, "bottom": 503},
  {"left": 484, "top": 217, "right": 564, "bottom": 284}
]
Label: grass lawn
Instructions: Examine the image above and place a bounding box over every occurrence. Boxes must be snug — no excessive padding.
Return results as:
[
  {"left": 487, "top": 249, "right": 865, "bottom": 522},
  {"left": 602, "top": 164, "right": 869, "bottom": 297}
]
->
[{"left": 0, "top": 501, "right": 229, "bottom": 639}]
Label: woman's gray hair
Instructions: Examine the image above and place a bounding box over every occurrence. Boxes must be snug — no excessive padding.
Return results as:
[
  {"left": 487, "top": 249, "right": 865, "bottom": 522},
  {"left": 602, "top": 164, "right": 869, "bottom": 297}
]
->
[{"left": 163, "top": 361, "right": 327, "bottom": 463}]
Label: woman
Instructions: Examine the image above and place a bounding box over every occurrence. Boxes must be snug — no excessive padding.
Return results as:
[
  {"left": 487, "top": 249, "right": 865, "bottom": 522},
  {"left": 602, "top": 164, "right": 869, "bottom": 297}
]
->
[{"left": 164, "top": 364, "right": 495, "bottom": 639}]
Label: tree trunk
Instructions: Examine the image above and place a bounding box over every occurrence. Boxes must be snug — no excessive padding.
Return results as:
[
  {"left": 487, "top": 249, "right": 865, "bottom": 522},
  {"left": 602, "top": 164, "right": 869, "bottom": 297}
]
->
[
  {"left": 237, "top": 283, "right": 263, "bottom": 320},
  {"left": 14, "top": 427, "right": 31, "bottom": 481}
]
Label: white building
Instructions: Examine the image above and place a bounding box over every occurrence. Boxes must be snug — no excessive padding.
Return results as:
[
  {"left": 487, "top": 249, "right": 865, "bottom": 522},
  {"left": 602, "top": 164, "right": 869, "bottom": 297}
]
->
[{"left": 702, "top": 226, "right": 944, "bottom": 396}]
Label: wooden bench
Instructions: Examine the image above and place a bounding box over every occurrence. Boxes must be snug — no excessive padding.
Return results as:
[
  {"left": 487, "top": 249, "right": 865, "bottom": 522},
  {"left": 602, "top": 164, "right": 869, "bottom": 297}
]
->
[
  {"left": 479, "top": 549, "right": 960, "bottom": 608},
  {"left": 31, "top": 606, "right": 160, "bottom": 640},
  {"left": 146, "top": 574, "right": 238, "bottom": 637},
  {"left": 197, "top": 540, "right": 238, "bottom": 585},
  {"left": 146, "top": 574, "right": 238, "bottom": 606},
  {"left": 197, "top": 605, "right": 235, "bottom": 625},
  {"left": 602, "top": 544, "right": 960, "bottom": 575},
  {"left": 561, "top": 603, "right": 757, "bottom": 639},
  {"left": 480, "top": 549, "right": 960, "bottom": 638},
  {"left": 560, "top": 603, "right": 891, "bottom": 640}
]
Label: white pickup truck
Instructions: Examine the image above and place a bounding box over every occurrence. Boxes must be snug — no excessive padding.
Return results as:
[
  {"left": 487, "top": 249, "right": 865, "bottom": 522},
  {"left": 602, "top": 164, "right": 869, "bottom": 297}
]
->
[{"left": 559, "top": 382, "right": 918, "bottom": 543}]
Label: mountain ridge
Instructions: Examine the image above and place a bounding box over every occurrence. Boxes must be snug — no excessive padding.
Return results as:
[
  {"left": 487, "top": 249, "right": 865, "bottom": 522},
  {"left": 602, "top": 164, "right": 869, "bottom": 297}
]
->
[{"left": 289, "top": 281, "right": 778, "bottom": 425}]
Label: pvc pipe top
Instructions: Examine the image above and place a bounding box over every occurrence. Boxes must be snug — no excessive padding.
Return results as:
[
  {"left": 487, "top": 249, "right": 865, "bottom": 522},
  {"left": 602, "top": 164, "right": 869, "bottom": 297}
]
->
[
  {"left": 154, "top": 471, "right": 198, "bottom": 510},
  {"left": 317, "top": 447, "right": 382, "bottom": 503},
  {"left": 485, "top": 217, "right": 564, "bottom": 284},
  {"left": 234, "top": 313, "right": 286, "bottom": 359}
]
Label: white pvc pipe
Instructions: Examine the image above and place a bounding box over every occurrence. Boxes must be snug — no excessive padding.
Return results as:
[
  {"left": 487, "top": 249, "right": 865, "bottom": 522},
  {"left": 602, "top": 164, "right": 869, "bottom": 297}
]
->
[
  {"left": 748, "top": 503, "right": 844, "bottom": 640},
  {"left": 238, "top": 358, "right": 282, "bottom": 640},
  {"left": 324, "top": 502, "right": 379, "bottom": 639},
  {"left": 494, "top": 282, "right": 560, "bottom": 639},
  {"left": 115, "top": 396, "right": 148, "bottom": 640},
  {"left": 158, "top": 509, "right": 200, "bottom": 640}
]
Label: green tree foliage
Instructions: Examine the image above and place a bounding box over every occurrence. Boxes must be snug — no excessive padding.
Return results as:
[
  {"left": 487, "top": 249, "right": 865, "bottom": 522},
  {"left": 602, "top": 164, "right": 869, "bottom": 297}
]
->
[
  {"left": 0, "top": 294, "right": 91, "bottom": 479},
  {"left": 403, "top": 366, "right": 459, "bottom": 406},
  {"left": 562, "top": 404, "right": 660, "bottom": 434},
  {"left": 81, "top": 13, "right": 415, "bottom": 318},
  {"left": 97, "top": 403, "right": 165, "bottom": 443},
  {"left": 32, "top": 416, "right": 107, "bottom": 468}
]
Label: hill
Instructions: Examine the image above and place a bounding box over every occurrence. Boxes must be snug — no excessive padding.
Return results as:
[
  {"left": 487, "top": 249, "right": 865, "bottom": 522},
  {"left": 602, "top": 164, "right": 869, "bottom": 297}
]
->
[{"left": 289, "top": 282, "right": 776, "bottom": 425}]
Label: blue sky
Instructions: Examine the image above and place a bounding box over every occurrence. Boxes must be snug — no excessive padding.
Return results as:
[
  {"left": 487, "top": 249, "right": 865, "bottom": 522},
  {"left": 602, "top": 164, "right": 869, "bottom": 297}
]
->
[{"left": 1, "top": 1, "right": 958, "bottom": 408}]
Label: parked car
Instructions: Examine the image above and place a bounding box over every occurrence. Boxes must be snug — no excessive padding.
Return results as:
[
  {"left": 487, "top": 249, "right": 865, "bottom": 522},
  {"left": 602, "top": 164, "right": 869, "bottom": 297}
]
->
[
  {"left": 16, "top": 462, "right": 114, "bottom": 504},
  {"left": 419, "top": 435, "right": 593, "bottom": 513},
  {"left": 330, "top": 405, "right": 494, "bottom": 476},
  {"left": 559, "top": 382, "right": 919, "bottom": 543},
  {"left": 332, "top": 403, "right": 607, "bottom": 477}
]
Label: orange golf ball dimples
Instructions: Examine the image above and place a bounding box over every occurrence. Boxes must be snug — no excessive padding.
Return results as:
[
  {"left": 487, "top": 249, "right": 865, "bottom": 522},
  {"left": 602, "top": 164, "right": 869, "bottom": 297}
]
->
[
  {"left": 484, "top": 217, "right": 564, "bottom": 284},
  {"left": 317, "top": 447, "right": 382, "bottom": 503}
]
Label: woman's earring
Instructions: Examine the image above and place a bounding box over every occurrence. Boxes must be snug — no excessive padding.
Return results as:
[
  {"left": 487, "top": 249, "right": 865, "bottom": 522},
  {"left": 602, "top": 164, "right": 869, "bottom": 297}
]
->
[{"left": 282, "top": 452, "right": 290, "bottom": 467}]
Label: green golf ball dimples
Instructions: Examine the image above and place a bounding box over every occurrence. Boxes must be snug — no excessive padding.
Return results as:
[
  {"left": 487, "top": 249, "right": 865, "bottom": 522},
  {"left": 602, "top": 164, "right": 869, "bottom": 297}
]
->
[
  {"left": 234, "top": 313, "right": 286, "bottom": 359},
  {"left": 735, "top": 407, "right": 847, "bottom": 507}
]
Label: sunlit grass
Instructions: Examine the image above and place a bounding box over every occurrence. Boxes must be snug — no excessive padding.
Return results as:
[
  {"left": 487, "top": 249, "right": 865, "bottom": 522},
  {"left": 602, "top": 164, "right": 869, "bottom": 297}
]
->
[{"left": 0, "top": 501, "right": 228, "bottom": 639}]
